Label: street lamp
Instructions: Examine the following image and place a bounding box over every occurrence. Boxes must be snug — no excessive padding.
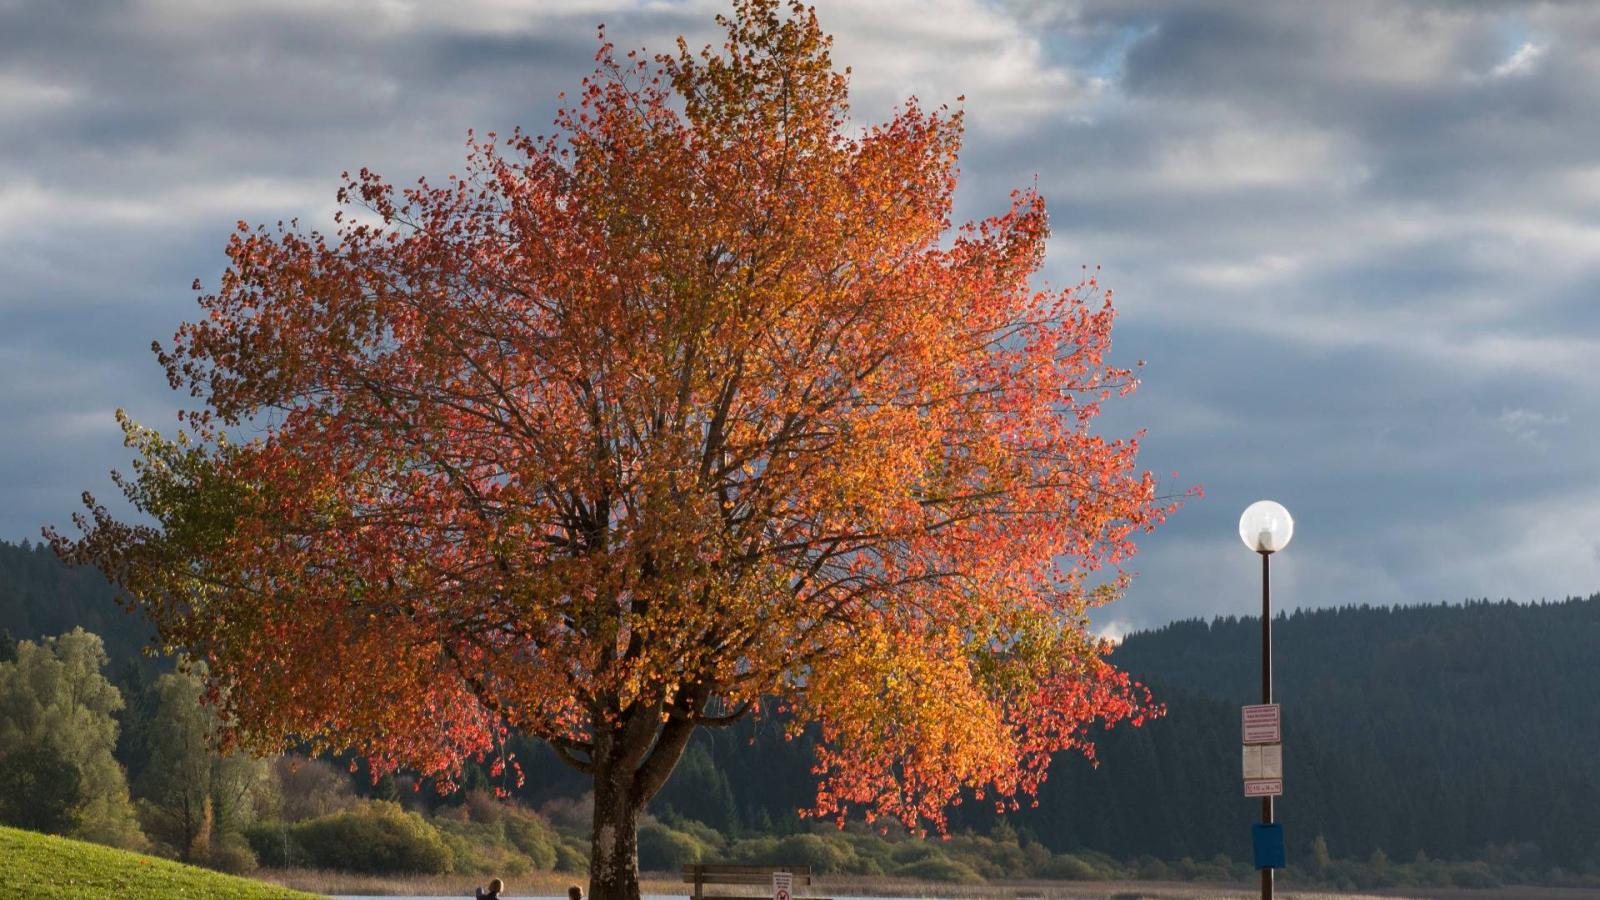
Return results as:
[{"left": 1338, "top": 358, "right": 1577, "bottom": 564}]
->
[
  {"left": 1239, "top": 500, "right": 1292, "bottom": 900},
  {"left": 1239, "top": 500, "right": 1293, "bottom": 555}
]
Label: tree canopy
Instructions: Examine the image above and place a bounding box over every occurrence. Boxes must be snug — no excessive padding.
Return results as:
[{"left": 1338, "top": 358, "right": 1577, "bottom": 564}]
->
[
  {"left": 137, "top": 664, "right": 270, "bottom": 866},
  {"left": 0, "top": 629, "right": 144, "bottom": 848},
  {"left": 53, "top": 2, "right": 1182, "bottom": 895}
]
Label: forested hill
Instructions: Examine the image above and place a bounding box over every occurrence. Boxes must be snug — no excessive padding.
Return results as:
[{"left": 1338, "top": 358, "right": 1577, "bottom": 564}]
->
[
  {"left": 1020, "top": 597, "right": 1600, "bottom": 866},
  {"left": 1114, "top": 598, "right": 1600, "bottom": 711},
  {"left": 0, "top": 539, "right": 154, "bottom": 670},
  {"left": 5, "top": 537, "right": 1599, "bottom": 870},
  {"left": 597, "top": 597, "right": 1600, "bottom": 871}
]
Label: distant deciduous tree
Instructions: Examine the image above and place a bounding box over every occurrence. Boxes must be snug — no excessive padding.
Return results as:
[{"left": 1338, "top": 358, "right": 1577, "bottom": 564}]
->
[
  {"left": 1311, "top": 834, "right": 1332, "bottom": 873},
  {"left": 137, "top": 664, "right": 269, "bottom": 869},
  {"left": 270, "top": 756, "right": 357, "bottom": 823},
  {"left": 0, "top": 744, "right": 84, "bottom": 833},
  {"left": 0, "top": 628, "right": 145, "bottom": 848},
  {"left": 53, "top": 1, "right": 1185, "bottom": 896}
]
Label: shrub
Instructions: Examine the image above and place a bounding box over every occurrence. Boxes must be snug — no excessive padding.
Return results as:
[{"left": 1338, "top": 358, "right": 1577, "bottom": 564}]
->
[
  {"left": 942, "top": 834, "right": 1026, "bottom": 879},
  {"left": 290, "top": 801, "right": 452, "bottom": 874},
  {"left": 1038, "top": 853, "right": 1103, "bottom": 880},
  {"left": 771, "top": 834, "right": 856, "bottom": 875},
  {"left": 1134, "top": 854, "right": 1169, "bottom": 881},
  {"left": 664, "top": 815, "right": 727, "bottom": 854},
  {"left": 244, "top": 821, "right": 306, "bottom": 868},
  {"left": 848, "top": 855, "right": 886, "bottom": 876},
  {"left": 1448, "top": 861, "right": 1499, "bottom": 888},
  {"left": 639, "top": 822, "right": 710, "bottom": 871},
  {"left": 206, "top": 832, "right": 259, "bottom": 874},
  {"left": 726, "top": 835, "right": 779, "bottom": 863},
  {"left": 838, "top": 833, "right": 894, "bottom": 874},
  {"left": 504, "top": 811, "right": 559, "bottom": 871},
  {"left": 435, "top": 818, "right": 531, "bottom": 876},
  {"left": 894, "top": 855, "right": 984, "bottom": 883},
  {"left": 723, "top": 832, "right": 861, "bottom": 874},
  {"left": 434, "top": 804, "right": 472, "bottom": 823},
  {"left": 888, "top": 841, "right": 941, "bottom": 865},
  {"left": 555, "top": 841, "right": 589, "bottom": 872},
  {"left": 1076, "top": 848, "right": 1124, "bottom": 874}
]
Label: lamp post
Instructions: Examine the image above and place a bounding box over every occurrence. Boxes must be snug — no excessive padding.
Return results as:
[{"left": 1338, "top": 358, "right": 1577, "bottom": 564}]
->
[{"left": 1239, "top": 500, "right": 1293, "bottom": 900}]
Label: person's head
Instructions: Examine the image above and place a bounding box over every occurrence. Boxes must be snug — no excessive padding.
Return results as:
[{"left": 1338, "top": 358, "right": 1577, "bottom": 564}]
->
[
  {"left": 489, "top": 878, "right": 505, "bottom": 894},
  {"left": 568, "top": 884, "right": 583, "bottom": 900}
]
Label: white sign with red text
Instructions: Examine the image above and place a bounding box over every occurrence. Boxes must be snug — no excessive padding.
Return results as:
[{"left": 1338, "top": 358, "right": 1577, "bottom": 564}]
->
[
  {"left": 1242, "top": 704, "right": 1281, "bottom": 744},
  {"left": 1244, "top": 778, "right": 1283, "bottom": 798}
]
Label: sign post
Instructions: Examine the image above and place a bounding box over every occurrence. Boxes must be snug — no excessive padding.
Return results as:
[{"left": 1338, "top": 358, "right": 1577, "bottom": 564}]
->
[
  {"left": 1240, "top": 500, "right": 1293, "bottom": 900},
  {"left": 772, "top": 871, "right": 793, "bottom": 900}
]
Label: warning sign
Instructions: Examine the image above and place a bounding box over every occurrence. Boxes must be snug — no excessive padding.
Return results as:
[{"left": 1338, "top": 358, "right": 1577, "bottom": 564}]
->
[
  {"left": 1244, "top": 779, "right": 1283, "bottom": 798},
  {"left": 772, "top": 871, "right": 793, "bottom": 900},
  {"left": 1242, "top": 704, "right": 1281, "bottom": 744}
]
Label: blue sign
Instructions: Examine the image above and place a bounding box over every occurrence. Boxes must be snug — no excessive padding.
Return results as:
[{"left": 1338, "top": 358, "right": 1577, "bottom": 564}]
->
[{"left": 1252, "top": 822, "right": 1286, "bottom": 870}]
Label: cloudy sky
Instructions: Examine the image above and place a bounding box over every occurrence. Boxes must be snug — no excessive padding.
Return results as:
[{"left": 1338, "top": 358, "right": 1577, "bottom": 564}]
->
[{"left": 3, "top": 0, "right": 1597, "bottom": 635}]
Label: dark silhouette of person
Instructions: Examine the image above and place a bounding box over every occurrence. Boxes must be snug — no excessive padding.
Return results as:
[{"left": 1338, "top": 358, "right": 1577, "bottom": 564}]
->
[
  {"left": 475, "top": 878, "right": 505, "bottom": 899},
  {"left": 568, "top": 886, "right": 584, "bottom": 900}
]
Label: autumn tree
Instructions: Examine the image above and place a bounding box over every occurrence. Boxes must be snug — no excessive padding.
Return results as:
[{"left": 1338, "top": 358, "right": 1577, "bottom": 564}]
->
[{"left": 54, "top": 2, "right": 1185, "bottom": 896}]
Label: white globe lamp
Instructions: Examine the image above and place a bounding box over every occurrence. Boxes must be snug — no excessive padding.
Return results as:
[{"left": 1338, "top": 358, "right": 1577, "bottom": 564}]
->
[{"left": 1239, "top": 500, "right": 1293, "bottom": 555}]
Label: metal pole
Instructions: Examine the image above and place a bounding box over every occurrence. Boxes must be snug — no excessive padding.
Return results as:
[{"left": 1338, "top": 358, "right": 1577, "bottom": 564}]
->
[{"left": 1261, "top": 550, "right": 1273, "bottom": 900}]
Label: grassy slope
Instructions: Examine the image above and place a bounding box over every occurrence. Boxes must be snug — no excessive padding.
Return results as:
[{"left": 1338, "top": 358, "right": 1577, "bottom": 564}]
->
[{"left": 0, "top": 826, "right": 324, "bottom": 899}]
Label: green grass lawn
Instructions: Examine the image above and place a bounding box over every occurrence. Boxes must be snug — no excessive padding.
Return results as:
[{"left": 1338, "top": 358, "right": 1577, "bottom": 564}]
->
[{"left": 0, "top": 825, "right": 324, "bottom": 899}]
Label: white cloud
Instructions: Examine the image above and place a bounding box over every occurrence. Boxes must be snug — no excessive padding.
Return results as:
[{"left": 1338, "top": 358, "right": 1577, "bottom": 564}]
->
[
  {"left": 822, "top": 0, "right": 1098, "bottom": 126},
  {"left": 1094, "top": 619, "right": 1133, "bottom": 644},
  {"left": 1151, "top": 126, "right": 1361, "bottom": 192},
  {"left": 0, "top": 71, "right": 78, "bottom": 114},
  {"left": 1433, "top": 486, "right": 1600, "bottom": 603},
  {"left": 1490, "top": 40, "right": 1547, "bottom": 78},
  {"left": 0, "top": 176, "right": 330, "bottom": 232},
  {"left": 1490, "top": 407, "right": 1569, "bottom": 450},
  {"left": 1178, "top": 253, "right": 1306, "bottom": 290}
]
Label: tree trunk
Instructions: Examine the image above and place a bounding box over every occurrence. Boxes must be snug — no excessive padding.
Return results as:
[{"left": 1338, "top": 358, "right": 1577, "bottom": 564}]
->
[
  {"left": 588, "top": 771, "right": 643, "bottom": 900},
  {"left": 585, "top": 705, "right": 700, "bottom": 900}
]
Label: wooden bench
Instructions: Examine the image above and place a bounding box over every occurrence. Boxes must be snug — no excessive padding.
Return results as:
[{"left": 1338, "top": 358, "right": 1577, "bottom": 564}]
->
[{"left": 681, "top": 864, "right": 828, "bottom": 900}]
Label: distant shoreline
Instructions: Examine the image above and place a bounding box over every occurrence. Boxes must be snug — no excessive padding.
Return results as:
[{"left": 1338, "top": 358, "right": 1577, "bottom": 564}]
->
[{"left": 258, "top": 869, "right": 1600, "bottom": 900}]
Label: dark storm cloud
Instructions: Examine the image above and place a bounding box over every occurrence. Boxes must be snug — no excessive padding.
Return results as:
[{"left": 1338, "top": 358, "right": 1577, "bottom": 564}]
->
[{"left": 1, "top": 0, "right": 1596, "bottom": 632}]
